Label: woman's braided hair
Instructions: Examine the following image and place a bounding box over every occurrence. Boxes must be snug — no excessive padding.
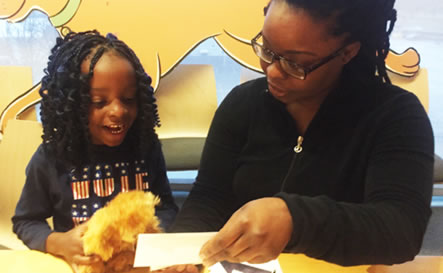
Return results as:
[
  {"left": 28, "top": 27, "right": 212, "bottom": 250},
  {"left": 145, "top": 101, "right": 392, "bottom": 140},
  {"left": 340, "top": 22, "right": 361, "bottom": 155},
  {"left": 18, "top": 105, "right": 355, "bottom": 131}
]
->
[
  {"left": 273, "top": 0, "right": 397, "bottom": 83},
  {"left": 40, "top": 30, "right": 160, "bottom": 168}
]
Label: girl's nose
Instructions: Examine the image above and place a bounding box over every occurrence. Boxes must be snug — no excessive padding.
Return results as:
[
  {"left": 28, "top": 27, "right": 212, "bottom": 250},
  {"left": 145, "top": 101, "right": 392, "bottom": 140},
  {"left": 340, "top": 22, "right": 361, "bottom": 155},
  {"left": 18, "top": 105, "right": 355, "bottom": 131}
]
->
[{"left": 108, "top": 100, "right": 128, "bottom": 117}]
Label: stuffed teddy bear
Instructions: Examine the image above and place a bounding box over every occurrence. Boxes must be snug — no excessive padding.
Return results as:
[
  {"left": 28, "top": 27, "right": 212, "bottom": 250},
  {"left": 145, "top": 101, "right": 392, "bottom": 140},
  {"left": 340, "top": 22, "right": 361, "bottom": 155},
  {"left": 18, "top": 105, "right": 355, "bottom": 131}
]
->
[{"left": 76, "top": 190, "right": 162, "bottom": 273}]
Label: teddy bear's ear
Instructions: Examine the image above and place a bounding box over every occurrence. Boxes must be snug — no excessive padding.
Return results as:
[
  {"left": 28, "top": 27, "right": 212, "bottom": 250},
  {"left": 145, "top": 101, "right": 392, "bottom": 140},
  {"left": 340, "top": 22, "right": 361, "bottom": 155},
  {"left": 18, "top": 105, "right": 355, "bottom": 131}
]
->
[
  {"left": 144, "top": 225, "right": 162, "bottom": 233},
  {"left": 100, "top": 224, "right": 123, "bottom": 258},
  {"left": 84, "top": 224, "right": 121, "bottom": 262}
]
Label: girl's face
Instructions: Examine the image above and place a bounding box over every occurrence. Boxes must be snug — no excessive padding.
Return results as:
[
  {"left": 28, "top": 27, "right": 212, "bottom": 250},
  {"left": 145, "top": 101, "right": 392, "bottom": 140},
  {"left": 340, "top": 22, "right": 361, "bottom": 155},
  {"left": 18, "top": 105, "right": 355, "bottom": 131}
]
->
[
  {"left": 82, "top": 52, "right": 138, "bottom": 147},
  {"left": 261, "top": 0, "right": 359, "bottom": 105}
]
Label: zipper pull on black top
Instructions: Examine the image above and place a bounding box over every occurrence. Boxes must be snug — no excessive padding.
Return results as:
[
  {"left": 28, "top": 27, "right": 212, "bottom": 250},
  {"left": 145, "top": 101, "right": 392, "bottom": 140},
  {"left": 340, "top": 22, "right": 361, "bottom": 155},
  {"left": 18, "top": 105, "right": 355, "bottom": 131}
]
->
[{"left": 294, "top": 136, "right": 304, "bottom": 153}]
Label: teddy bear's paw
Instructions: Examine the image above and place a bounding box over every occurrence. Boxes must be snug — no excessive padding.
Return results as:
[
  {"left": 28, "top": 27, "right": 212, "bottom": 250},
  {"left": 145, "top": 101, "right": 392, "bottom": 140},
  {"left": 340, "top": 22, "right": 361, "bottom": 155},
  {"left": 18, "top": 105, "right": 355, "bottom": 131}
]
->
[
  {"left": 74, "top": 261, "right": 106, "bottom": 273},
  {"left": 105, "top": 250, "right": 135, "bottom": 273}
]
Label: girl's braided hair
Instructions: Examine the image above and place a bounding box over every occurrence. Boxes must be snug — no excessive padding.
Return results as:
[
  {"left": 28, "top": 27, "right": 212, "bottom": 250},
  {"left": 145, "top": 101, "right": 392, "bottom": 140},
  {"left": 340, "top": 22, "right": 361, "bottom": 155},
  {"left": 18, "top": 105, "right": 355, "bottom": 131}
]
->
[{"left": 40, "top": 30, "right": 160, "bottom": 168}]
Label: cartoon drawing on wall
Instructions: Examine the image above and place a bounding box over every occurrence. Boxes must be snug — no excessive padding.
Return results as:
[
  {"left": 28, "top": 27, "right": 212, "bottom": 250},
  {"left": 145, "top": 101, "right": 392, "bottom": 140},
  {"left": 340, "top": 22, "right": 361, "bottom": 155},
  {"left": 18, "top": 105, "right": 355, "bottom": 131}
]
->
[{"left": 0, "top": 0, "right": 422, "bottom": 137}]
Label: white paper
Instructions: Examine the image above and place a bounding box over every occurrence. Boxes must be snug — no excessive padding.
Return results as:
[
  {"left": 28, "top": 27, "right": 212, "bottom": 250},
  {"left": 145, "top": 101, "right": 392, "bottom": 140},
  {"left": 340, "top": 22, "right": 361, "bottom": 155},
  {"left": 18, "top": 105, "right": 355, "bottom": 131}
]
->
[
  {"left": 209, "top": 259, "right": 283, "bottom": 273},
  {"left": 133, "top": 232, "right": 216, "bottom": 270}
]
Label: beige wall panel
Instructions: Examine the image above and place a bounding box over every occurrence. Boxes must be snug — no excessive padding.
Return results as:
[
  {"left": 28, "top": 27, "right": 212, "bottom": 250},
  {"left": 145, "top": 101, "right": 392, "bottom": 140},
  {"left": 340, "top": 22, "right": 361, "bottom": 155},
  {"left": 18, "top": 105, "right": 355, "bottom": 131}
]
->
[
  {"left": 155, "top": 64, "right": 217, "bottom": 139},
  {"left": 0, "top": 66, "right": 33, "bottom": 128}
]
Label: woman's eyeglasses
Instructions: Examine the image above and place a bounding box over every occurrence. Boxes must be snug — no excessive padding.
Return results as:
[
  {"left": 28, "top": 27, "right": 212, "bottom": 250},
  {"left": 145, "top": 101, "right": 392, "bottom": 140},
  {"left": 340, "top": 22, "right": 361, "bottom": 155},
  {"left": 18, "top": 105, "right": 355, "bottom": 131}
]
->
[{"left": 251, "top": 31, "right": 345, "bottom": 80}]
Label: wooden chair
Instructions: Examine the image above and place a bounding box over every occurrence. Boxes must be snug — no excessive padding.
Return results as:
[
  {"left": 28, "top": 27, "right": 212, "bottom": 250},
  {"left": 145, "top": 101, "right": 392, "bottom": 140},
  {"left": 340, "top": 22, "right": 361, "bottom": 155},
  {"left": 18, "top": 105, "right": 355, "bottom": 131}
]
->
[
  {"left": 0, "top": 120, "right": 43, "bottom": 249},
  {"left": 155, "top": 64, "right": 217, "bottom": 194}
]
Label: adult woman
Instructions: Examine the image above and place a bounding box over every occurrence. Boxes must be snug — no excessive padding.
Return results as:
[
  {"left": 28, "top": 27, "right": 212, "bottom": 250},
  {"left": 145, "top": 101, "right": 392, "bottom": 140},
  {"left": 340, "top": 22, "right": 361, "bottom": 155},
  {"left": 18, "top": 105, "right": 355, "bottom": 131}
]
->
[{"left": 171, "top": 0, "right": 434, "bottom": 268}]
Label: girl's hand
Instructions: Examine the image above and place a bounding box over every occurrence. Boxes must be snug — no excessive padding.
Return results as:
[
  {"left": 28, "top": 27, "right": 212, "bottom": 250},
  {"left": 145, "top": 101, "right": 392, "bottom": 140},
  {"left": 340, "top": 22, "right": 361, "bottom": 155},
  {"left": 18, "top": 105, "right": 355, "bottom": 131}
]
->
[
  {"left": 199, "top": 197, "right": 293, "bottom": 266},
  {"left": 46, "top": 222, "right": 101, "bottom": 265}
]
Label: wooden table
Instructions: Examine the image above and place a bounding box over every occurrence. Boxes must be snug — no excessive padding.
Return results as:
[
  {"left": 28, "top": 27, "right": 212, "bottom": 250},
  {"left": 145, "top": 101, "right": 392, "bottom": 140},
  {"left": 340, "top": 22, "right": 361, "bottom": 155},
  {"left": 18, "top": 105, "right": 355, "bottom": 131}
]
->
[
  {"left": 278, "top": 254, "right": 443, "bottom": 273},
  {"left": 1, "top": 250, "right": 442, "bottom": 273}
]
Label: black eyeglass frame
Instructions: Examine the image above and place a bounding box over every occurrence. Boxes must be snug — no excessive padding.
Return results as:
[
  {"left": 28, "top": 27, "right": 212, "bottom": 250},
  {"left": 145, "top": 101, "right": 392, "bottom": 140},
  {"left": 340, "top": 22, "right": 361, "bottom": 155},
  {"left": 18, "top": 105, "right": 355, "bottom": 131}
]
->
[{"left": 251, "top": 31, "right": 346, "bottom": 80}]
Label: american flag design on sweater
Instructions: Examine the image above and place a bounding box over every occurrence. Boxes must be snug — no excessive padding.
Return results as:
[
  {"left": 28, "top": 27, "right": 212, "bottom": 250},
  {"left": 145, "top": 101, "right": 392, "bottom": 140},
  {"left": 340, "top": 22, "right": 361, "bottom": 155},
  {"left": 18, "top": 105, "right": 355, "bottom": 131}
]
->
[
  {"left": 135, "top": 160, "right": 149, "bottom": 190},
  {"left": 70, "top": 167, "right": 90, "bottom": 200},
  {"left": 118, "top": 162, "right": 130, "bottom": 192},
  {"left": 69, "top": 160, "right": 150, "bottom": 226},
  {"left": 93, "top": 164, "right": 115, "bottom": 197}
]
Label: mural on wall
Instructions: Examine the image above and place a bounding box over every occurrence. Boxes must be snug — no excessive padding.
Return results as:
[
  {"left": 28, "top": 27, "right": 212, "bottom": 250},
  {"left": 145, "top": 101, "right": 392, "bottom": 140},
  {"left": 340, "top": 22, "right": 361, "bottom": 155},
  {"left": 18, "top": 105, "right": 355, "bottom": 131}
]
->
[{"left": 0, "top": 0, "right": 421, "bottom": 136}]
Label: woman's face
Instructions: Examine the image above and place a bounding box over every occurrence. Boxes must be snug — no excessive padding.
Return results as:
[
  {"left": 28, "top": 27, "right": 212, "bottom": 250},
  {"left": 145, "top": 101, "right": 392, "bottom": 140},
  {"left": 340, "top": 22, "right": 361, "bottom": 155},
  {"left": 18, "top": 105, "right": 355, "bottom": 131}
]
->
[
  {"left": 261, "top": 0, "right": 356, "bottom": 105},
  {"left": 82, "top": 52, "right": 138, "bottom": 147}
]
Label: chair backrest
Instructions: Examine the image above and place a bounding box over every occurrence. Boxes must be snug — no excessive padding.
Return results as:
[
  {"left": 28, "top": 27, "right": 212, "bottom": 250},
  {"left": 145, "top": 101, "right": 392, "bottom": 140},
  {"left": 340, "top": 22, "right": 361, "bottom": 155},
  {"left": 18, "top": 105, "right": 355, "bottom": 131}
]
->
[
  {"left": 155, "top": 64, "right": 217, "bottom": 171},
  {"left": 0, "top": 119, "right": 42, "bottom": 249},
  {"left": 160, "top": 137, "right": 206, "bottom": 171}
]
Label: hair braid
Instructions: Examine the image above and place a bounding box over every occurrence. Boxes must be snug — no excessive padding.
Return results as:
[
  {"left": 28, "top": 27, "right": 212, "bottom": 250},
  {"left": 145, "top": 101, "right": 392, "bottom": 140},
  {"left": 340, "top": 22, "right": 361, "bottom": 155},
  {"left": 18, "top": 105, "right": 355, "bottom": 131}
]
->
[
  {"left": 281, "top": 0, "right": 397, "bottom": 83},
  {"left": 40, "top": 30, "right": 160, "bottom": 169}
]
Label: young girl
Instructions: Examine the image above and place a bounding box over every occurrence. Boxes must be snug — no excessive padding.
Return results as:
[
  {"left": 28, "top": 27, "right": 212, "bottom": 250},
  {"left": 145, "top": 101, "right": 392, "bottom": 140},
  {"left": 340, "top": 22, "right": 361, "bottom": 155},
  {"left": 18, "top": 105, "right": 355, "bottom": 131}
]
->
[{"left": 12, "top": 30, "right": 178, "bottom": 266}]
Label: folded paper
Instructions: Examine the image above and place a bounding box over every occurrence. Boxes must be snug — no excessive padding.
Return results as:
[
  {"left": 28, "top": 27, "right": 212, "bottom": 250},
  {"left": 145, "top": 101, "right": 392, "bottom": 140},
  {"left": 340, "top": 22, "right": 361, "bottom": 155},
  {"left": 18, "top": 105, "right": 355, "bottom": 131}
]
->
[{"left": 134, "top": 232, "right": 216, "bottom": 270}]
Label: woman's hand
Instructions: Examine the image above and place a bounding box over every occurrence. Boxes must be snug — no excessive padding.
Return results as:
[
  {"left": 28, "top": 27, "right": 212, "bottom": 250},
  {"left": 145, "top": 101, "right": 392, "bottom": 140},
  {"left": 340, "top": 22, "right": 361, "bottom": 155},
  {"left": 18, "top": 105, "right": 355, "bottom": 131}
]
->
[
  {"left": 199, "top": 197, "right": 293, "bottom": 266},
  {"left": 151, "top": 264, "right": 200, "bottom": 273},
  {"left": 45, "top": 222, "right": 101, "bottom": 265}
]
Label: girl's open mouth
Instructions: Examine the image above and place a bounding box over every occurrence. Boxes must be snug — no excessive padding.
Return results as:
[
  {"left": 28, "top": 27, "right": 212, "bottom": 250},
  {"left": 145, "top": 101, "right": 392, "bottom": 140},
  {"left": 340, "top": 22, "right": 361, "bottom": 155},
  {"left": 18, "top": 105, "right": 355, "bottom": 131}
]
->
[{"left": 105, "top": 124, "right": 124, "bottom": 134}]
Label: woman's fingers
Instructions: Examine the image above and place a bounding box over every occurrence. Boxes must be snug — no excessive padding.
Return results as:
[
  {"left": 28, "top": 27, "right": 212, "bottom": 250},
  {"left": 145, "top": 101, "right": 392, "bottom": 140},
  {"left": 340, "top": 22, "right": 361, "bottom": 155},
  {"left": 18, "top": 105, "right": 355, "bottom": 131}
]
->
[{"left": 201, "top": 198, "right": 293, "bottom": 266}]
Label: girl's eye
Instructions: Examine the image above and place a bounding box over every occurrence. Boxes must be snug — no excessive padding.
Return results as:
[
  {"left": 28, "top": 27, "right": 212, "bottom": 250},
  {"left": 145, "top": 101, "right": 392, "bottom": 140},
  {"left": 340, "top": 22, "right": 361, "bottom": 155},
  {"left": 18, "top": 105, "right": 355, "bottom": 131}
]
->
[
  {"left": 91, "top": 100, "right": 106, "bottom": 108},
  {"left": 122, "top": 97, "right": 136, "bottom": 104}
]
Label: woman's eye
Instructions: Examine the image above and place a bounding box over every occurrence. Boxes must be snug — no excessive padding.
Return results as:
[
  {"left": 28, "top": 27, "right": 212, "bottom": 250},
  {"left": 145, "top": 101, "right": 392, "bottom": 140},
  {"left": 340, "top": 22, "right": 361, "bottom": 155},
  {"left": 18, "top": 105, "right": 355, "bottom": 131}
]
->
[
  {"left": 287, "top": 61, "right": 302, "bottom": 69},
  {"left": 262, "top": 47, "right": 274, "bottom": 57}
]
